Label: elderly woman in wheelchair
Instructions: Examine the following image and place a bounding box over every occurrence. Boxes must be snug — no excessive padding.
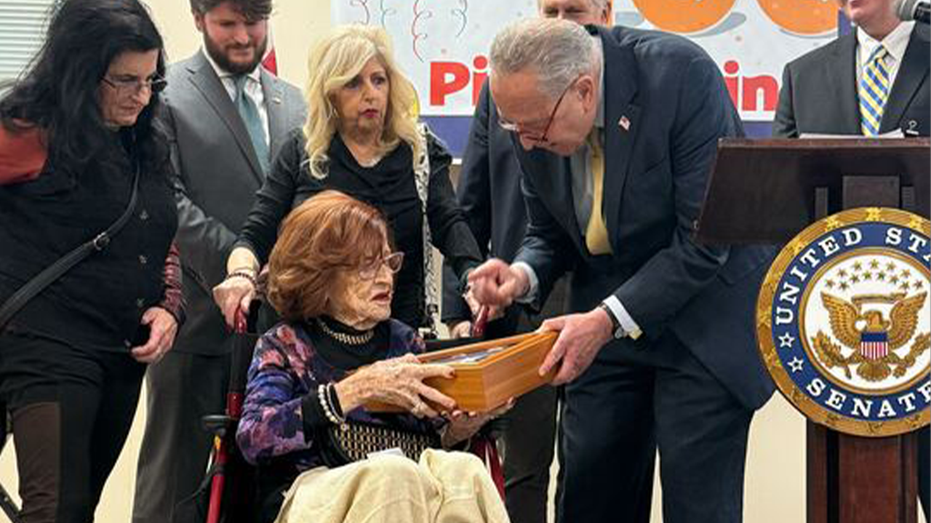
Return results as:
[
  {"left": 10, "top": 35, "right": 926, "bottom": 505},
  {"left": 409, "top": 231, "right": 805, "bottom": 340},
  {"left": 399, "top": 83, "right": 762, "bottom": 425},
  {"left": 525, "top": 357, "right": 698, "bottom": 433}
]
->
[{"left": 236, "top": 191, "right": 511, "bottom": 523}]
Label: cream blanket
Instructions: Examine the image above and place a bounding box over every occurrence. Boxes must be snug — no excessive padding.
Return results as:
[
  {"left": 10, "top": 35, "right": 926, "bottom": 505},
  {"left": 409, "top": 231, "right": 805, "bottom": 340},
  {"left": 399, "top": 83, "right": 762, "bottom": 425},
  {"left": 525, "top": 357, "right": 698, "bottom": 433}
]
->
[{"left": 274, "top": 449, "right": 511, "bottom": 523}]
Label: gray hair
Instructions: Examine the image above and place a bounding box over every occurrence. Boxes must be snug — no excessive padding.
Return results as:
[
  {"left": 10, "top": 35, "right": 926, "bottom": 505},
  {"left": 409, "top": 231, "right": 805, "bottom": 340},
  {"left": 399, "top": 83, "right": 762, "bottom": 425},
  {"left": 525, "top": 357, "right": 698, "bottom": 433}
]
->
[
  {"left": 537, "top": 0, "right": 609, "bottom": 11},
  {"left": 489, "top": 18, "right": 599, "bottom": 99}
]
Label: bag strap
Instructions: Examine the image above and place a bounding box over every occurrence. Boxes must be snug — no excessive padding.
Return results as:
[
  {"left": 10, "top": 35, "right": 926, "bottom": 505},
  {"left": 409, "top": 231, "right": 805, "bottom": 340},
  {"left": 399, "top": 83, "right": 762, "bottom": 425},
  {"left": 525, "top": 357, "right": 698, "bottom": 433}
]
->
[
  {"left": 413, "top": 123, "right": 440, "bottom": 338},
  {"left": 0, "top": 163, "right": 141, "bottom": 332}
]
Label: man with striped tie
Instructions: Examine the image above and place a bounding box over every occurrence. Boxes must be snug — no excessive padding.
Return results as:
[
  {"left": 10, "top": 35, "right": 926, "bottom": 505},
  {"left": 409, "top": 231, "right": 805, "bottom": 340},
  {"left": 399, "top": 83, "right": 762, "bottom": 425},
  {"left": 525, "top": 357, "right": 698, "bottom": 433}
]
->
[
  {"left": 773, "top": 0, "right": 929, "bottom": 518},
  {"left": 773, "top": 0, "right": 929, "bottom": 138}
]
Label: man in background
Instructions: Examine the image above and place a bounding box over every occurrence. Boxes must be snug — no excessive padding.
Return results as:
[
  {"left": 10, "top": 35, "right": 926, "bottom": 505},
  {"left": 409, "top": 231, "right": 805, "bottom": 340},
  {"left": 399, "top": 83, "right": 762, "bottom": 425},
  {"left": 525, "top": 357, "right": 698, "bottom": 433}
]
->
[
  {"left": 442, "top": 3, "right": 611, "bottom": 522},
  {"left": 132, "top": 1, "right": 305, "bottom": 521},
  {"left": 773, "top": 0, "right": 929, "bottom": 517}
]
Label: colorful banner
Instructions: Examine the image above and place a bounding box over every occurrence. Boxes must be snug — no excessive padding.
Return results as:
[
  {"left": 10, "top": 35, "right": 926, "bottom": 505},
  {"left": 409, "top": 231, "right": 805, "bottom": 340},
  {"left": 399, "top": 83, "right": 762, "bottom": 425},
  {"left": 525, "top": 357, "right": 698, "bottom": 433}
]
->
[{"left": 332, "top": 0, "right": 840, "bottom": 121}]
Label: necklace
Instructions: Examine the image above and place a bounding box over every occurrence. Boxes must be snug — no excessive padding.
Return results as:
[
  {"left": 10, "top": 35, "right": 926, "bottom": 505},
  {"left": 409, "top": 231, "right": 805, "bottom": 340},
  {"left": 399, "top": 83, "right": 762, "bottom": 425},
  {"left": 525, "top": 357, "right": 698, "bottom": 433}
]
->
[{"left": 316, "top": 318, "right": 374, "bottom": 346}]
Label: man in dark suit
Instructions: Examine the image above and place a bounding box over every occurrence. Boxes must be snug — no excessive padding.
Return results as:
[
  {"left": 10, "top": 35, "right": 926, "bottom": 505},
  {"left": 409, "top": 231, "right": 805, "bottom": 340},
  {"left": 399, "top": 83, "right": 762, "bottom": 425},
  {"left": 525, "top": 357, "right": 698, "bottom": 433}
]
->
[
  {"left": 469, "top": 19, "right": 775, "bottom": 522},
  {"left": 774, "top": 1, "right": 929, "bottom": 517},
  {"left": 441, "top": 3, "right": 610, "bottom": 523},
  {"left": 132, "top": 1, "right": 305, "bottom": 521},
  {"left": 774, "top": 0, "right": 928, "bottom": 137}
]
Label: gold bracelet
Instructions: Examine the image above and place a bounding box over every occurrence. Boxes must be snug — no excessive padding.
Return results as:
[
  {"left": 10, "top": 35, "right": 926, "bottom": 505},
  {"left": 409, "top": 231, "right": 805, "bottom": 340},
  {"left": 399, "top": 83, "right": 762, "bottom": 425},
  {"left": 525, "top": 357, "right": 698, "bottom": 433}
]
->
[{"left": 226, "top": 270, "right": 257, "bottom": 287}]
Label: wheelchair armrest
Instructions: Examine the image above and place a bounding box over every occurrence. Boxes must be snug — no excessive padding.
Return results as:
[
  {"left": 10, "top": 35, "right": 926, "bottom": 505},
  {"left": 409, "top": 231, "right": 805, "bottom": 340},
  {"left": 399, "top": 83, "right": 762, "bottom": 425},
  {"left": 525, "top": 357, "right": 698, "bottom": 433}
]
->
[{"left": 202, "top": 414, "right": 235, "bottom": 438}]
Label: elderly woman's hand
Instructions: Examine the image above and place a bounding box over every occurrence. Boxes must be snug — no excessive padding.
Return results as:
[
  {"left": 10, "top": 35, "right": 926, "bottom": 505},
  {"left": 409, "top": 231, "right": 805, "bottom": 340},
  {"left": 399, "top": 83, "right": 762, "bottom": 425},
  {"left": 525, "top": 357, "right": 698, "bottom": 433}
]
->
[
  {"left": 441, "top": 399, "right": 514, "bottom": 448},
  {"left": 335, "top": 353, "right": 458, "bottom": 418},
  {"left": 131, "top": 307, "right": 178, "bottom": 363}
]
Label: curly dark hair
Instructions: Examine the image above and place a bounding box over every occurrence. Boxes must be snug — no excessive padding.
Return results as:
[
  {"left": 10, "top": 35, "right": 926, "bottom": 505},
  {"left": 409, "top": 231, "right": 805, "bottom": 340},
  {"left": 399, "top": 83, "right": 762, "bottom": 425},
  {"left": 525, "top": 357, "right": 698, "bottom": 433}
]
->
[
  {"left": 190, "top": 0, "right": 273, "bottom": 21},
  {"left": 0, "top": 0, "right": 168, "bottom": 174}
]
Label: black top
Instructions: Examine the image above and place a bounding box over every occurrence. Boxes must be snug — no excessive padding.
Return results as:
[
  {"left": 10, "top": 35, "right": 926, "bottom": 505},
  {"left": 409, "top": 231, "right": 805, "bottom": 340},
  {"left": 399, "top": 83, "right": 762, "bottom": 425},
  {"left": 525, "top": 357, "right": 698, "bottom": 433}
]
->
[
  {"left": 237, "top": 130, "right": 482, "bottom": 328},
  {"left": 298, "top": 316, "right": 389, "bottom": 428},
  {"left": 0, "top": 132, "right": 179, "bottom": 351}
]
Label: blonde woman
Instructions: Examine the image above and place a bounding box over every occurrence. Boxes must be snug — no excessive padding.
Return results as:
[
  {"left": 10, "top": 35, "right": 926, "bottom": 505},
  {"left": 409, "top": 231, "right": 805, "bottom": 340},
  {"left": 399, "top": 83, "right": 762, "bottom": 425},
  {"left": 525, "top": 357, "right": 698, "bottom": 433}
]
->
[{"left": 214, "top": 25, "right": 482, "bottom": 333}]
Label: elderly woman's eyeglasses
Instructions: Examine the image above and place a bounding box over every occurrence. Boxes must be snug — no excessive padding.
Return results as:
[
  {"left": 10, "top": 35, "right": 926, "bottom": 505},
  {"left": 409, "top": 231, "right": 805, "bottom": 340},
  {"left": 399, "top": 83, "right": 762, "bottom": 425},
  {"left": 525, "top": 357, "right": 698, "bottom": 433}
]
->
[
  {"left": 497, "top": 77, "right": 576, "bottom": 143},
  {"left": 358, "top": 252, "right": 404, "bottom": 280},
  {"left": 102, "top": 75, "right": 167, "bottom": 96}
]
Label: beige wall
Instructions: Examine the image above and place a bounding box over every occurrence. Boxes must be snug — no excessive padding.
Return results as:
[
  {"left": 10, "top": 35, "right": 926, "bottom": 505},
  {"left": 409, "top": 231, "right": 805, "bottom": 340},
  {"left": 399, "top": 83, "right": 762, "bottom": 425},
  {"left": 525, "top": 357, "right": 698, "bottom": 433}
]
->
[{"left": 0, "top": 2, "right": 921, "bottom": 523}]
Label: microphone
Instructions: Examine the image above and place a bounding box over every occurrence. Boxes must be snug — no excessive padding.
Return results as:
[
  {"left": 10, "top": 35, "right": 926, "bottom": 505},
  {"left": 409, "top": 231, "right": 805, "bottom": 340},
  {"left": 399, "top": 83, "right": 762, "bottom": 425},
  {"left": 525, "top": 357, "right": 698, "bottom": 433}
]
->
[{"left": 896, "top": 0, "right": 930, "bottom": 23}]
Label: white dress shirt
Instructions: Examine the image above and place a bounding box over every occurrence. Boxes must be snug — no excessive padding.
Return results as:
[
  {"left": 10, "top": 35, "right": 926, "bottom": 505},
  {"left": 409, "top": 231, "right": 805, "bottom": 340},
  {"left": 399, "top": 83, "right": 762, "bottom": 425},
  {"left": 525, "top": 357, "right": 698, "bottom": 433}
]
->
[{"left": 856, "top": 21, "right": 915, "bottom": 115}]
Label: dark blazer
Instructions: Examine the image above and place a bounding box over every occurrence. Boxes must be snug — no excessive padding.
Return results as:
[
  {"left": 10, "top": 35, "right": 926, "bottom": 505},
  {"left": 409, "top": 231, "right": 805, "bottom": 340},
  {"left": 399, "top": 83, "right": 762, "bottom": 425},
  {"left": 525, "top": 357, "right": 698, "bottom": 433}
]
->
[
  {"left": 440, "top": 82, "right": 561, "bottom": 329},
  {"left": 162, "top": 52, "right": 306, "bottom": 355},
  {"left": 773, "top": 24, "right": 930, "bottom": 137},
  {"left": 511, "top": 25, "right": 775, "bottom": 410}
]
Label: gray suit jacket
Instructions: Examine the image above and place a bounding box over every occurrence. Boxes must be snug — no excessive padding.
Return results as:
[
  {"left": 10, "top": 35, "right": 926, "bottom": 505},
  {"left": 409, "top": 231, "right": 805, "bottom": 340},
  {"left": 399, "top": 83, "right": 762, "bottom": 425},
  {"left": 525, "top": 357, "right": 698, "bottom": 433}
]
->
[
  {"left": 162, "top": 52, "right": 306, "bottom": 355},
  {"left": 512, "top": 25, "right": 775, "bottom": 410},
  {"left": 774, "top": 24, "right": 930, "bottom": 138}
]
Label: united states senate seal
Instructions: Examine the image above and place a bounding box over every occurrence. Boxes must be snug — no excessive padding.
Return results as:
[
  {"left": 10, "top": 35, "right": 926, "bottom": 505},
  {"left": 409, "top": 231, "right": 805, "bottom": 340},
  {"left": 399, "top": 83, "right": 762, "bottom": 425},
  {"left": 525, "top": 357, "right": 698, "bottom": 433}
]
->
[{"left": 757, "top": 208, "right": 930, "bottom": 437}]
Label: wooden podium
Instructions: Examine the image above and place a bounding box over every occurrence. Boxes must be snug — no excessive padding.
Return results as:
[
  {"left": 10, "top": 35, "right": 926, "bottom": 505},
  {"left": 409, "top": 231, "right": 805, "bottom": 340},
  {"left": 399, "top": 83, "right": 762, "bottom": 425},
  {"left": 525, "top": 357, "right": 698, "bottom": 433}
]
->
[{"left": 696, "top": 137, "right": 930, "bottom": 523}]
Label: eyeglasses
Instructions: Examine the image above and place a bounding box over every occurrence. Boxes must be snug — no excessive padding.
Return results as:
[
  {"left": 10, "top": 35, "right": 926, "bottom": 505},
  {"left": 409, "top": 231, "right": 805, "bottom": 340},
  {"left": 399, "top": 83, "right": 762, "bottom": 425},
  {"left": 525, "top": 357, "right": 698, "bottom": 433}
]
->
[
  {"left": 101, "top": 75, "right": 167, "bottom": 96},
  {"left": 498, "top": 76, "right": 577, "bottom": 143},
  {"left": 358, "top": 251, "right": 404, "bottom": 280}
]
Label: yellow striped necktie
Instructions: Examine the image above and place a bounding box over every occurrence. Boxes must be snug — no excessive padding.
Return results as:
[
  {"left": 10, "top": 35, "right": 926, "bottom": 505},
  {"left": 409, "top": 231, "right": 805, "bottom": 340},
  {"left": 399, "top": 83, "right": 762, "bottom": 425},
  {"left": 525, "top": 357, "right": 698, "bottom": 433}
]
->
[
  {"left": 859, "top": 45, "right": 891, "bottom": 136},
  {"left": 585, "top": 129, "right": 613, "bottom": 256}
]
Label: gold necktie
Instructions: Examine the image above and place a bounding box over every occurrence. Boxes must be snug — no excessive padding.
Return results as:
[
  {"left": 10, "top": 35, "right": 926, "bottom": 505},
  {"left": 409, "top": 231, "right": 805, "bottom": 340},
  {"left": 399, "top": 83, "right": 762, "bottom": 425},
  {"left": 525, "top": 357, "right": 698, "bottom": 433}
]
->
[{"left": 585, "top": 129, "right": 612, "bottom": 256}]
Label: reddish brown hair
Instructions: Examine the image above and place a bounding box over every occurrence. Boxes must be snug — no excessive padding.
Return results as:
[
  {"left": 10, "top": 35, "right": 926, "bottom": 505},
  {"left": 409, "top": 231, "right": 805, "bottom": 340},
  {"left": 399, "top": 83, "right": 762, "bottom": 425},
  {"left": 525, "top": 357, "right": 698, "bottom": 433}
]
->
[{"left": 266, "top": 191, "right": 389, "bottom": 321}]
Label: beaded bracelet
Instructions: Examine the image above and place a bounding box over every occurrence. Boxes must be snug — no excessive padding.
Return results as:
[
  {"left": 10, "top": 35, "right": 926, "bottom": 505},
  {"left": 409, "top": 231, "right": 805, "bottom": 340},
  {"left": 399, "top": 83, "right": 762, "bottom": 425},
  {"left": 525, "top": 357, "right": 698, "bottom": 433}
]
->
[
  {"left": 318, "top": 383, "right": 345, "bottom": 425},
  {"left": 226, "top": 270, "right": 257, "bottom": 288},
  {"left": 326, "top": 382, "right": 345, "bottom": 418}
]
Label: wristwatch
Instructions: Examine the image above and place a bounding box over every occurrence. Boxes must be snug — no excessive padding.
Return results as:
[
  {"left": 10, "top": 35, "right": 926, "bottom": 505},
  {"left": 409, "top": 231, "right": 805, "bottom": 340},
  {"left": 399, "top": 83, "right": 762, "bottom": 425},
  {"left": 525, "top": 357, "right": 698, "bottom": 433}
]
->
[{"left": 598, "top": 303, "right": 626, "bottom": 339}]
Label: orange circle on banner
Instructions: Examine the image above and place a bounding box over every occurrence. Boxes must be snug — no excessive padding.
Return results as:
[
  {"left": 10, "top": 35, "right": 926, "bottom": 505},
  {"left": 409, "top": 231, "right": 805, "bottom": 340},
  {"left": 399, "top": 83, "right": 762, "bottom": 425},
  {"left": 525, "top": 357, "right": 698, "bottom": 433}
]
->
[
  {"left": 633, "top": 0, "right": 736, "bottom": 34},
  {"left": 756, "top": 0, "right": 838, "bottom": 35}
]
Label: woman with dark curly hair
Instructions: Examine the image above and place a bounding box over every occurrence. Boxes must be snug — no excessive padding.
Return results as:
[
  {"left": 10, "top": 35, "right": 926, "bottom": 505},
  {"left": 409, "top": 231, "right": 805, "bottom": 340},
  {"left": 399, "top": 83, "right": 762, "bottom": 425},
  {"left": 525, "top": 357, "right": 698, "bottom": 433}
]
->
[{"left": 0, "top": 0, "right": 183, "bottom": 520}]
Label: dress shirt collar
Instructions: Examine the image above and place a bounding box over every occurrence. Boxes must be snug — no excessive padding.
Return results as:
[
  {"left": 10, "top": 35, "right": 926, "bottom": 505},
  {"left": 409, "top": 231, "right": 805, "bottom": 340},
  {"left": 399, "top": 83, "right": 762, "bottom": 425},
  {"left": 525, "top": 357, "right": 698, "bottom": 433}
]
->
[{"left": 857, "top": 21, "right": 915, "bottom": 64}]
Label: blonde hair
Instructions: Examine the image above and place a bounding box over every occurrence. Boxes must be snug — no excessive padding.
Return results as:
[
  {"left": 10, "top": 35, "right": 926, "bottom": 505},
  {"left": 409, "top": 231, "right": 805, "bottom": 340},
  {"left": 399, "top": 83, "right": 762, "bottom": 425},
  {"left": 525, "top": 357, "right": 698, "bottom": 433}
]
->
[{"left": 303, "top": 25, "right": 423, "bottom": 179}]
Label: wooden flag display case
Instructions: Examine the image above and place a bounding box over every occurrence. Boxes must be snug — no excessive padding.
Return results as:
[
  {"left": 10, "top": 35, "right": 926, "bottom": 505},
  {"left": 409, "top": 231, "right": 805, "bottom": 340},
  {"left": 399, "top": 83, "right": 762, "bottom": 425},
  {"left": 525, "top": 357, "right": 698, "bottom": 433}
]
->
[{"left": 366, "top": 331, "right": 557, "bottom": 413}]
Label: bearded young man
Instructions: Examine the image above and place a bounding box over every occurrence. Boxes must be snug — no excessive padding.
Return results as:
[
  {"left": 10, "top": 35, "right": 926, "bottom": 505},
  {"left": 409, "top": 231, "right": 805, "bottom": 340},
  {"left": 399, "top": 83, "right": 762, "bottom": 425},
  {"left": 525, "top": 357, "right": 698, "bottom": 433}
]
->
[{"left": 132, "top": 2, "right": 305, "bottom": 521}]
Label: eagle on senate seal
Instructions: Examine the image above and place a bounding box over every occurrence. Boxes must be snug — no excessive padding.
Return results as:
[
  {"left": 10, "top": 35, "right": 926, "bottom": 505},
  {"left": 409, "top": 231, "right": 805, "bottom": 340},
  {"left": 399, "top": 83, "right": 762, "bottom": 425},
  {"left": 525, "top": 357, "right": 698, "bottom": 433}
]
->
[{"left": 815, "top": 287, "right": 929, "bottom": 383}]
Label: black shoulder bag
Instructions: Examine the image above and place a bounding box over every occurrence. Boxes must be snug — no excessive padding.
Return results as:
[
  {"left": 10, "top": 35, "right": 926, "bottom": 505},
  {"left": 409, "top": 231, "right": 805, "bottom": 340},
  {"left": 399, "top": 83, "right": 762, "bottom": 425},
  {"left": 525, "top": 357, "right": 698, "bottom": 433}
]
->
[{"left": 0, "top": 166, "right": 141, "bottom": 332}]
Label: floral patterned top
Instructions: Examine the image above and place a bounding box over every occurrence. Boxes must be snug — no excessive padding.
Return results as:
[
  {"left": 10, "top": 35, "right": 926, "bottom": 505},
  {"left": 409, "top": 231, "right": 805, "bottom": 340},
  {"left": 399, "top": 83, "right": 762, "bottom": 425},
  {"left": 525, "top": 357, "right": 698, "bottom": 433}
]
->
[{"left": 236, "top": 318, "right": 436, "bottom": 471}]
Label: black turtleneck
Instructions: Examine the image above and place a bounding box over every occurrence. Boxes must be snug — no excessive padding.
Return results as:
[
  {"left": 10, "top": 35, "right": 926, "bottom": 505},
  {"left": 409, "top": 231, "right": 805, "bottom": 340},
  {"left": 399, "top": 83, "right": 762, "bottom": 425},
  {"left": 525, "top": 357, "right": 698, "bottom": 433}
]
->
[{"left": 299, "top": 316, "right": 391, "bottom": 430}]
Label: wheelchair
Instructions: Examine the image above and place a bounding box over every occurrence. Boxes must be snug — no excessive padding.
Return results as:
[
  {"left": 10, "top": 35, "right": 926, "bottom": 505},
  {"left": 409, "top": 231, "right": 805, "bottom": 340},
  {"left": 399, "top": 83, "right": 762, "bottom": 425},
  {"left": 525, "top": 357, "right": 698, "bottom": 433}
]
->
[{"left": 172, "top": 307, "right": 504, "bottom": 523}]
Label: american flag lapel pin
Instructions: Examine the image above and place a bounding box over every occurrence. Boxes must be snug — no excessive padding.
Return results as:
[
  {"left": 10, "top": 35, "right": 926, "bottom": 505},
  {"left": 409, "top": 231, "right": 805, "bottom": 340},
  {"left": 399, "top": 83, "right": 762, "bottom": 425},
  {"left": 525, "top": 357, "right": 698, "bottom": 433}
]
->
[{"left": 618, "top": 115, "right": 631, "bottom": 131}]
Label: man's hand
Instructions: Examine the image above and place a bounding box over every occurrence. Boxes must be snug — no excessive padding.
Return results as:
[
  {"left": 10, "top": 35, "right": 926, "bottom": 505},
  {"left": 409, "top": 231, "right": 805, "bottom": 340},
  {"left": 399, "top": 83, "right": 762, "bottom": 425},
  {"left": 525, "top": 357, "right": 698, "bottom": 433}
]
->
[
  {"left": 447, "top": 320, "right": 472, "bottom": 339},
  {"left": 467, "top": 259, "right": 530, "bottom": 308},
  {"left": 538, "top": 307, "right": 614, "bottom": 385}
]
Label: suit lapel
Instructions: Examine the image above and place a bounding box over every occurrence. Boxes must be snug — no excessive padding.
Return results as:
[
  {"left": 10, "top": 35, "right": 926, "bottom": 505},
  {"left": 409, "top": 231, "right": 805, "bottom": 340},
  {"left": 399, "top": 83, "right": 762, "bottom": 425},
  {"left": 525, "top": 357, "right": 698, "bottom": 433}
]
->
[
  {"left": 881, "top": 25, "right": 930, "bottom": 133},
  {"left": 261, "top": 68, "right": 289, "bottom": 162},
  {"left": 830, "top": 34, "right": 862, "bottom": 135},
  {"left": 599, "top": 27, "right": 640, "bottom": 252},
  {"left": 186, "top": 52, "right": 264, "bottom": 183}
]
